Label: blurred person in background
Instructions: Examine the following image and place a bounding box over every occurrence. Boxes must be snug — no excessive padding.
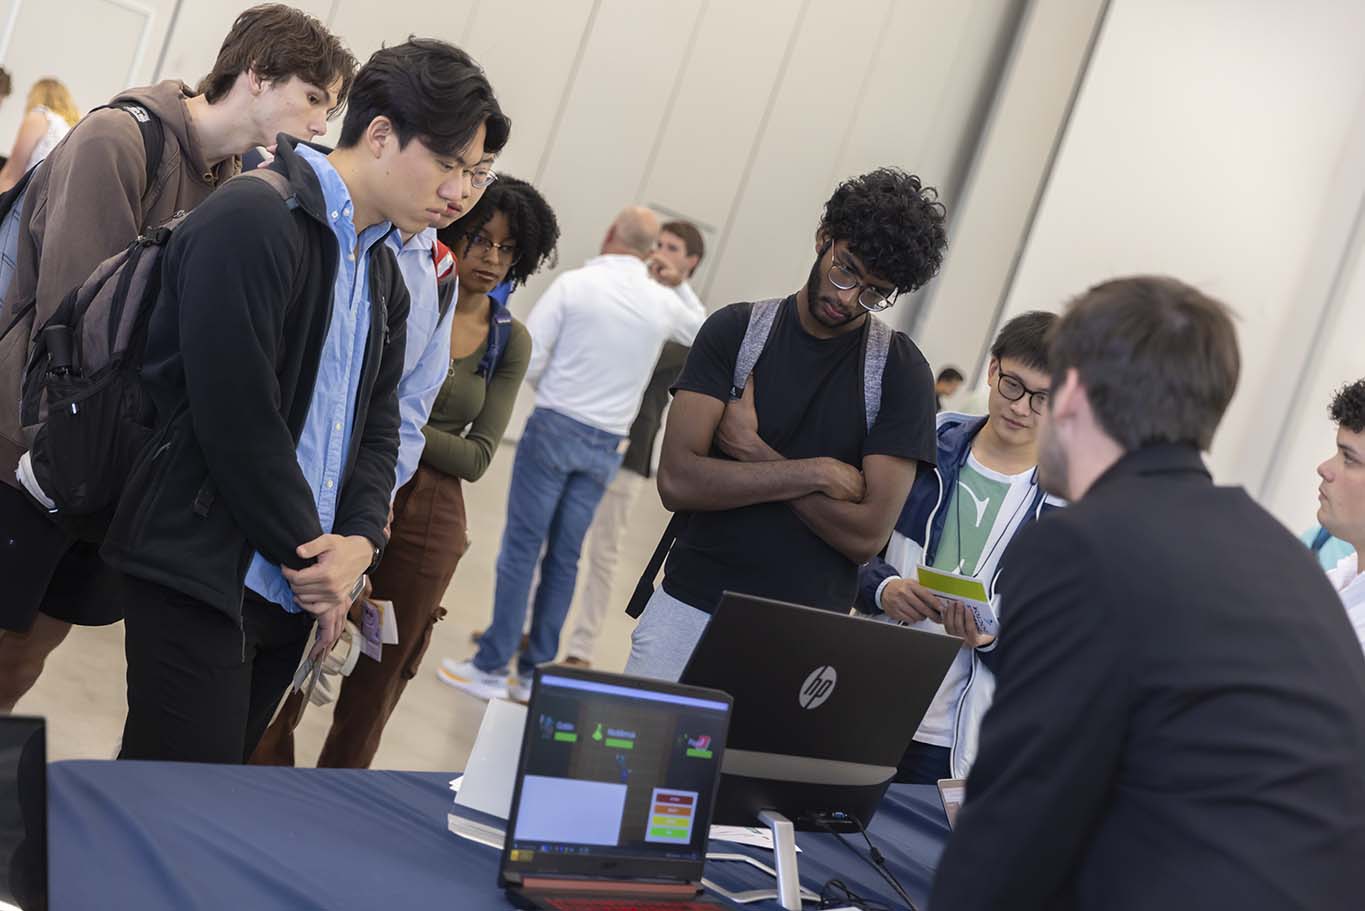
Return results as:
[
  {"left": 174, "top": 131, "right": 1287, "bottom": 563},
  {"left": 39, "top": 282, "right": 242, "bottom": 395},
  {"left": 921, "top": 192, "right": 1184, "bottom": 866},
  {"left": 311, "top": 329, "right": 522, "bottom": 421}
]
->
[
  {"left": 935, "top": 365, "right": 964, "bottom": 411},
  {"left": 560, "top": 219, "right": 705, "bottom": 668},
  {"left": 0, "top": 77, "right": 79, "bottom": 192},
  {"left": 1314, "top": 377, "right": 1365, "bottom": 652}
]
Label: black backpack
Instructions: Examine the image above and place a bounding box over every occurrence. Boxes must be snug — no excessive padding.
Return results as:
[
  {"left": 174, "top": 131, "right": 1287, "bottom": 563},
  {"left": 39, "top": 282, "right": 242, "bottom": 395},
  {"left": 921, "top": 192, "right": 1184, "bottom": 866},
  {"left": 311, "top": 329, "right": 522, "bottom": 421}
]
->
[{"left": 16, "top": 170, "right": 295, "bottom": 536}]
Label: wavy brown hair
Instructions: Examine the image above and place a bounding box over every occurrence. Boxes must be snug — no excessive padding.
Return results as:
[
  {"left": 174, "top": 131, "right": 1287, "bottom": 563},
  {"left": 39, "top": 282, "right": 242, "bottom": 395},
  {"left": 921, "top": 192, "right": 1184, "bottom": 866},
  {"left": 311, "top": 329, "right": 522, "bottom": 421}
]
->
[{"left": 198, "top": 4, "right": 356, "bottom": 117}]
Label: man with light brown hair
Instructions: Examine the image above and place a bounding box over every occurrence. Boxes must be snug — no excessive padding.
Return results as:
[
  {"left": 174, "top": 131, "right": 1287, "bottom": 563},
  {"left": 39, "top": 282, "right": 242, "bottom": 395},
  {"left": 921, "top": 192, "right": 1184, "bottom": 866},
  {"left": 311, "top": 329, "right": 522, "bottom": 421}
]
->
[
  {"left": 933, "top": 276, "right": 1365, "bottom": 911},
  {"left": 0, "top": 3, "right": 357, "bottom": 710}
]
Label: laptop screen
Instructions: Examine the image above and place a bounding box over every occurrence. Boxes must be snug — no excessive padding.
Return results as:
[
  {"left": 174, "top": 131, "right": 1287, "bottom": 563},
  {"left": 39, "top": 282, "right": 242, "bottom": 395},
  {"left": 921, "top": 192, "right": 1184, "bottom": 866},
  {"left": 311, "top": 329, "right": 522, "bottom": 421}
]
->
[{"left": 502, "top": 670, "right": 731, "bottom": 880}]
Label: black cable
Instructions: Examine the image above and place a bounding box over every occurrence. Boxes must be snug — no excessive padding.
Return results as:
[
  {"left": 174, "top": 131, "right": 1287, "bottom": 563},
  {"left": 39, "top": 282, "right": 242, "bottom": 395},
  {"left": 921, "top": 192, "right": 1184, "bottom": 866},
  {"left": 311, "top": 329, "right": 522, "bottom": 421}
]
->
[
  {"left": 818, "top": 878, "right": 892, "bottom": 911},
  {"left": 811, "top": 812, "right": 921, "bottom": 911}
]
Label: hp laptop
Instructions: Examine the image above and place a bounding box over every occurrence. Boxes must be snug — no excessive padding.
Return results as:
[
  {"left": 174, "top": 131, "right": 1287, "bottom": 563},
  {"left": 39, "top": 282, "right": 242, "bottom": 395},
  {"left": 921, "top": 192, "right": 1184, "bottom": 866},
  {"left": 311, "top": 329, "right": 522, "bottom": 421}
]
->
[
  {"left": 681, "top": 592, "right": 962, "bottom": 831},
  {"left": 499, "top": 665, "right": 736, "bottom": 911}
]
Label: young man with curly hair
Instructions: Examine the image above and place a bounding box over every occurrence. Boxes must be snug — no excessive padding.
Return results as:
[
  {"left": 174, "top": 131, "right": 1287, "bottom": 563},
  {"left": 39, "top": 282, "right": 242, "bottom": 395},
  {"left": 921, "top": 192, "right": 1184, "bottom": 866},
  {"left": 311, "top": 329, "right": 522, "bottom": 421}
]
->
[
  {"left": 625, "top": 168, "right": 947, "bottom": 680},
  {"left": 1315, "top": 378, "right": 1365, "bottom": 652}
]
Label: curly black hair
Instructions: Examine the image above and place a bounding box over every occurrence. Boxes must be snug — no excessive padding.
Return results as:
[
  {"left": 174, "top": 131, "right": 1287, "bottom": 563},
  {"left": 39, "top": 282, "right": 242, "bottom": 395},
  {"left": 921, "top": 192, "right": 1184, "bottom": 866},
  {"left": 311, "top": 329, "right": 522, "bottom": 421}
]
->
[
  {"left": 819, "top": 167, "right": 948, "bottom": 294},
  {"left": 1330, "top": 379, "right": 1365, "bottom": 434},
  {"left": 438, "top": 175, "right": 559, "bottom": 289}
]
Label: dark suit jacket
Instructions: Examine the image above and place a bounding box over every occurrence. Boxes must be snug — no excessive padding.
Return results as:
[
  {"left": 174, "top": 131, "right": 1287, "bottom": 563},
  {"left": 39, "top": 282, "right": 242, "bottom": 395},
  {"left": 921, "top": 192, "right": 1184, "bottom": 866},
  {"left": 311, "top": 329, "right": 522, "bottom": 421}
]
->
[{"left": 932, "top": 444, "right": 1365, "bottom": 911}]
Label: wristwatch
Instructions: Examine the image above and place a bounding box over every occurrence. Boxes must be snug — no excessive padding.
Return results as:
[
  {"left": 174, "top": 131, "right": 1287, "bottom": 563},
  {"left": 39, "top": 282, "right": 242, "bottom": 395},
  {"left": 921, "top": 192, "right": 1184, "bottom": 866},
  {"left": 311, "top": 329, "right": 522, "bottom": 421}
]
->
[{"left": 367, "top": 540, "right": 384, "bottom": 574}]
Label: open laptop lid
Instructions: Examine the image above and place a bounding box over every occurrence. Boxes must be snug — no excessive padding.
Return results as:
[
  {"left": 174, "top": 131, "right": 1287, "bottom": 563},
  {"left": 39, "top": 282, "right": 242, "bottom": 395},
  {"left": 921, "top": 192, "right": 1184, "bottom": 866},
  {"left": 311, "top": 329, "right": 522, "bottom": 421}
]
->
[
  {"left": 0, "top": 715, "right": 46, "bottom": 911},
  {"left": 499, "top": 666, "right": 732, "bottom": 889},
  {"left": 682, "top": 592, "right": 961, "bottom": 768}
]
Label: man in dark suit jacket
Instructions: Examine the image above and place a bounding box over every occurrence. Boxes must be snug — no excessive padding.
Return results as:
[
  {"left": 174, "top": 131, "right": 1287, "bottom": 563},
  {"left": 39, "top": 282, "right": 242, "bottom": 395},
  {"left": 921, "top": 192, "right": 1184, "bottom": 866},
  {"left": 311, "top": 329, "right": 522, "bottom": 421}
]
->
[{"left": 932, "top": 276, "right": 1365, "bottom": 911}]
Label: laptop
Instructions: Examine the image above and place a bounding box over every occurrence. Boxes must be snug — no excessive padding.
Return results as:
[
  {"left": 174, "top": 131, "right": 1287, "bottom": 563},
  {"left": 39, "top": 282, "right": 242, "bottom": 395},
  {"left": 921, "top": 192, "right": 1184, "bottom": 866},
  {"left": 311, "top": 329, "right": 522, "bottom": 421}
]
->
[
  {"left": 0, "top": 715, "right": 46, "bottom": 911},
  {"left": 680, "top": 592, "right": 962, "bottom": 831},
  {"left": 499, "top": 665, "right": 736, "bottom": 911}
]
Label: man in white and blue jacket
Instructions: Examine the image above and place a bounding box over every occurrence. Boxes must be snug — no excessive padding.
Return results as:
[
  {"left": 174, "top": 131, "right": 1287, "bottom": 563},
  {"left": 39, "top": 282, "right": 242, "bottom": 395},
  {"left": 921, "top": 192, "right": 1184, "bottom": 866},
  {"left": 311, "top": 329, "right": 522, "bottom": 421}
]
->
[{"left": 856, "top": 311, "right": 1063, "bottom": 782}]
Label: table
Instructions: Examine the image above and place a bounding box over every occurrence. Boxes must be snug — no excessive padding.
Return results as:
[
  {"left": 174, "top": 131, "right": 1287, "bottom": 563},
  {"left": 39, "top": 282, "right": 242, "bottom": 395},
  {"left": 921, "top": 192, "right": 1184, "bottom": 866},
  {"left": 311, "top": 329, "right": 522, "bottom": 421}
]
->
[{"left": 48, "top": 761, "right": 950, "bottom": 909}]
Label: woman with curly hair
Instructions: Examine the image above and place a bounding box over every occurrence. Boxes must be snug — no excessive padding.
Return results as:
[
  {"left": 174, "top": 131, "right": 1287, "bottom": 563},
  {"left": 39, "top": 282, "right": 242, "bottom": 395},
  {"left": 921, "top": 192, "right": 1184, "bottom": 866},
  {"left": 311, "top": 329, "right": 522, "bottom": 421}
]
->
[
  {"left": 309, "top": 175, "right": 559, "bottom": 767},
  {"left": 624, "top": 167, "right": 949, "bottom": 682}
]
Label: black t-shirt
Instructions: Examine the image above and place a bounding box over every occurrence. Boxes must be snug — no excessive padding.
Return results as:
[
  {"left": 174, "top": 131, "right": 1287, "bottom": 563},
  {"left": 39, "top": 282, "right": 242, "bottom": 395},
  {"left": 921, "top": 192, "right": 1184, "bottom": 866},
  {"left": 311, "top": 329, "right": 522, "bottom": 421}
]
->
[{"left": 662, "top": 296, "right": 937, "bottom": 613}]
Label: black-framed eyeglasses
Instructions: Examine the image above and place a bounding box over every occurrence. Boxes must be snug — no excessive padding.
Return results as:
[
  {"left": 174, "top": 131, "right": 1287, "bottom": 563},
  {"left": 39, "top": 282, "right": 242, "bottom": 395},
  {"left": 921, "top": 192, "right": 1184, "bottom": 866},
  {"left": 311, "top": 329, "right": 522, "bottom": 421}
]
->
[
  {"left": 465, "top": 232, "right": 520, "bottom": 265},
  {"left": 828, "top": 259, "right": 899, "bottom": 313},
  {"left": 997, "top": 371, "right": 1049, "bottom": 415}
]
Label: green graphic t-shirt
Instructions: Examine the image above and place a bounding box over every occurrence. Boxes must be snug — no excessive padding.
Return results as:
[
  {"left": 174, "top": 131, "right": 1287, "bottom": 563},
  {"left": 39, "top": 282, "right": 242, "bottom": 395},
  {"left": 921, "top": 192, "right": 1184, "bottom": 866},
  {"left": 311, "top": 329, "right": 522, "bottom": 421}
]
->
[
  {"left": 916, "top": 452, "right": 1035, "bottom": 747},
  {"left": 933, "top": 459, "right": 1017, "bottom": 576}
]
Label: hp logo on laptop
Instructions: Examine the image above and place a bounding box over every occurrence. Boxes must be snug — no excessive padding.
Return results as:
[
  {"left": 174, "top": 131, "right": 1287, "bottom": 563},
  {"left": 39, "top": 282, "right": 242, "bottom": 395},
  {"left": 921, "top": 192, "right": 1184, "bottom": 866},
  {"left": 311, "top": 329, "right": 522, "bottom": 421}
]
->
[{"left": 799, "top": 665, "right": 838, "bottom": 709}]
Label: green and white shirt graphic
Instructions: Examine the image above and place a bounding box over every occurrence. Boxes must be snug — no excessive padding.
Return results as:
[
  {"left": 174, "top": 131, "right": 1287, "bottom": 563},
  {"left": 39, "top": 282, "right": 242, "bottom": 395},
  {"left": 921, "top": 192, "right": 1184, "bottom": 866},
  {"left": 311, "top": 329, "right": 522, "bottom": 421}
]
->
[
  {"left": 916, "top": 454, "right": 1034, "bottom": 747},
  {"left": 932, "top": 460, "right": 1016, "bottom": 577}
]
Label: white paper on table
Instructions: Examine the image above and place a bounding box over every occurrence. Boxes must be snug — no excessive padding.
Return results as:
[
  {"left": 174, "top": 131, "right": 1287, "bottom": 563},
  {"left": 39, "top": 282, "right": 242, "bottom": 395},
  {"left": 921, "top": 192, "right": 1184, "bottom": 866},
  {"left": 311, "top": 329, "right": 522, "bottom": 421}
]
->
[
  {"left": 915, "top": 564, "right": 997, "bottom": 637},
  {"left": 454, "top": 698, "right": 526, "bottom": 820},
  {"left": 708, "top": 825, "right": 801, "bottom": 852},
  {"left": 448, "top": 775, "right": 463, "bottom": 794}
]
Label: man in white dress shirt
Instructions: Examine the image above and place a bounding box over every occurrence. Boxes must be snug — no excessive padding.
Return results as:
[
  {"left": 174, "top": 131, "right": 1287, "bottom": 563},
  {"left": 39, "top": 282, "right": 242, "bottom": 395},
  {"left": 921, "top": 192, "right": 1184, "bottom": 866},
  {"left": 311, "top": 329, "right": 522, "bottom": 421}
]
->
[
  {"left": 1315, "top": 378, "right": 1365, "bottom": 653},
  {"left": 443, "top": 206, "right": 704, "bottom": 700}
]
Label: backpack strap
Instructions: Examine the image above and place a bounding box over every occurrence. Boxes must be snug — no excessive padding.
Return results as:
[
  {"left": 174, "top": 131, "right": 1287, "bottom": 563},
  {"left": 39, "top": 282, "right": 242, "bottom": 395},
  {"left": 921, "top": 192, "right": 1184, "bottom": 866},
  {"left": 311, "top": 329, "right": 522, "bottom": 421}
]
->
[
  {"left": 105, "top": 103, "right": 164, "bottom": 199},
  {"left": 238, "top": 168, "right": 299, "bottom": 209},
  {"left": 625, "top": 512, "right": 689, "bottom": 619},
  {"left": 730, "top": 297, "right": 783, "bottom": 397},
  {"left": 433, "top": 240, "right": 457, "bottom": 324},
  {"left": 861, "top": 314, "right": 892, "bottom": 432},
  {"left": 476, "top": 304, "right": 513, "bottom": 384}
]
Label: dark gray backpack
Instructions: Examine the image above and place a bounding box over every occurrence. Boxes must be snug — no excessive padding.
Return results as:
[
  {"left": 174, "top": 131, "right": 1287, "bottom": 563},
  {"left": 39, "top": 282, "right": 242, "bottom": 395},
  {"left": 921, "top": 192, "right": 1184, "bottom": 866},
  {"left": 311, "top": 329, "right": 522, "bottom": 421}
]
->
[{"left": 16, "top": 170, "right": 294, "bottom": 534}]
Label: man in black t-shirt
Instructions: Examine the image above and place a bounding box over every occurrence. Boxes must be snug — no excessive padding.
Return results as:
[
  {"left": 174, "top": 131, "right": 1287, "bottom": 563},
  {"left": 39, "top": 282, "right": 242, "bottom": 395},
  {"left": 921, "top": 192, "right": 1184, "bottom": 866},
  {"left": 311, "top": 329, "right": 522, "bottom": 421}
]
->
[{"left": 624, "top": 168, "right": 946, "bottom": 680}]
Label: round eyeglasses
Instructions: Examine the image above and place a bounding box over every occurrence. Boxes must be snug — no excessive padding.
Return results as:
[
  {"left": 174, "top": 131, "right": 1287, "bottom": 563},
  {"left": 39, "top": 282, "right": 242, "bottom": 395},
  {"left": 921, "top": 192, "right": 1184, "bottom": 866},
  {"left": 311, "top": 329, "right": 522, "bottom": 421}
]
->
[
  {"left": 465, "top": 232, "right": 520, "bottom": 265},
  {"left": 828, "top": 260, "right": 899, "bottom": 312}
]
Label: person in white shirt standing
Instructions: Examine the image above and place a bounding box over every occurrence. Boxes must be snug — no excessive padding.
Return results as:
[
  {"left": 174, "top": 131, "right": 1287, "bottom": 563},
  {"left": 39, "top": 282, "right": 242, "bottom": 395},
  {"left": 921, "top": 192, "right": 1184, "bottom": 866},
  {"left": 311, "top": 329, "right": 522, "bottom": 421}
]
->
[
  {"left": 561, "top": 219, "right": 705, "bottom": 668},
  {"left": 444, "top": 206, "right": 704, "bottom": 700},
  {"left": 1315, "top": 378, "right": 1365, "bottom": 653}
]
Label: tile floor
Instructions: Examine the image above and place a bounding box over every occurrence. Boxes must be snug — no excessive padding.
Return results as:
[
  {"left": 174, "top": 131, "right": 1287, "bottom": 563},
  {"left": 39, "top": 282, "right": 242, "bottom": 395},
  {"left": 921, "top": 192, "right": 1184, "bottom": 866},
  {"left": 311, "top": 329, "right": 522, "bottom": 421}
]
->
[{"left": 14, "top": 442, "right": 674, "bottom": 772}]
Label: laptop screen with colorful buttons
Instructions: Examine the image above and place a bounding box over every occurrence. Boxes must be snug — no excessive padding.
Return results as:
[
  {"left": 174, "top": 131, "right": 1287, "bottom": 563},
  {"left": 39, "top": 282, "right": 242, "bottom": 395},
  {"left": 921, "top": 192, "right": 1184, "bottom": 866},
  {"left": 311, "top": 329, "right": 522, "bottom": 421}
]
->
[{"left": 506, "top": 672, "right": 730, "bottom": 868}]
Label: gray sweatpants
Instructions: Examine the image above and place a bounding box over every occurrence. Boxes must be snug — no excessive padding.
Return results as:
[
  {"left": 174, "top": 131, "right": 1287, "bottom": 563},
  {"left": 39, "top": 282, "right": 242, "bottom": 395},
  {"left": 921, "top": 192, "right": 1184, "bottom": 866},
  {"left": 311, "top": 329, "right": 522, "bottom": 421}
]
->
[{"left": 624, "top": 588, "right": 712, "bottom": 681}]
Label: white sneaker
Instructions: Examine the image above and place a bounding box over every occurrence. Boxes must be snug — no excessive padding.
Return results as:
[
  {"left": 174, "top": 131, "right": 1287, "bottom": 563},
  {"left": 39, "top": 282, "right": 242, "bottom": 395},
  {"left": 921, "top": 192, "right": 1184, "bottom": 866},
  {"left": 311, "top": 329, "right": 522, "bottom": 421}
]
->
[
  {"left": 508, "top": 676, "right": 531, "bottom": 703},
  {"left": 437, "top": 658, "right": 509, "bottom": 701}
]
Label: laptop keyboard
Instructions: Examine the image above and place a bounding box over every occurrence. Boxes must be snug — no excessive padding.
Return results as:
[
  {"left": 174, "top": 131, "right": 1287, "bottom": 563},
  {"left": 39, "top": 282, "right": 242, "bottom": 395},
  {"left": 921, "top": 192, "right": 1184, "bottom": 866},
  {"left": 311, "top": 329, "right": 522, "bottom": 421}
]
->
[{"left": 540, "top": 899, "right": 724, "bottom": 911}]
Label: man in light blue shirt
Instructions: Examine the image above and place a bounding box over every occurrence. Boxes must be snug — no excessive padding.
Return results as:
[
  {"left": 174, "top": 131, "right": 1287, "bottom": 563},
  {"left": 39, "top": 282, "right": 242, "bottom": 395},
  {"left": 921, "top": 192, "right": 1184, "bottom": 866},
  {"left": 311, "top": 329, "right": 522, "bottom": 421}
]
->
[{"left": 241, "top": 142, "right": 391, "bottom": 613}]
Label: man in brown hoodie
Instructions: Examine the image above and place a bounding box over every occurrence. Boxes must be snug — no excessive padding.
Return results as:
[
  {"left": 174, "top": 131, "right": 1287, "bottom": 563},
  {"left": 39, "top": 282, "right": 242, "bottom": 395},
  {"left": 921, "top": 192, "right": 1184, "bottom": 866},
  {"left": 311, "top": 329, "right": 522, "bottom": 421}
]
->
[{"left": 0, "top": 3, "right": 357, "bottom": 709}]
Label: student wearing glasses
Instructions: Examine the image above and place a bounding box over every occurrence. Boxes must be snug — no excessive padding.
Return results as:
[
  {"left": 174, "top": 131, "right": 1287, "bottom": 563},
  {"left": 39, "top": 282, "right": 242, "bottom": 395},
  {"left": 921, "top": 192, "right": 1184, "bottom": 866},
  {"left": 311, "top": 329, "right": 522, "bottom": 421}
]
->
[
  {"left": 297, "top": 175, "right": 557, "bottom": 767},
  {"left": 623, "top": 169, "right": 945, "bottom": 681},
  {"left": 856, "top": 311, "right": 1064, "bottom": 783}
]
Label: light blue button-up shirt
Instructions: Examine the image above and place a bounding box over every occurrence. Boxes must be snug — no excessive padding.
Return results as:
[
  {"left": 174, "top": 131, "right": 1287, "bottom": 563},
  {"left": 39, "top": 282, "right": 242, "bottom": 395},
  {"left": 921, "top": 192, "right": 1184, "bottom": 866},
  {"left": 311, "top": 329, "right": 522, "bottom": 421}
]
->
[
  {"left": 386, "top": 227, "right": 454, "bottom": 494},
  {"left": 245, "top": 144, "right": 393, "bottom": 612}
]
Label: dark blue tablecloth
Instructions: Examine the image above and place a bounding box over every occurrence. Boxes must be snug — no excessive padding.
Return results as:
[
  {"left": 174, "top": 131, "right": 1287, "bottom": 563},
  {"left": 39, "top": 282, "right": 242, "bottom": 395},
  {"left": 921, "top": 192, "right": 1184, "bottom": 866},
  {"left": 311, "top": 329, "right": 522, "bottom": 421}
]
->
[{"left": 48, "top": 761, "right": 949, "bottom": 909}]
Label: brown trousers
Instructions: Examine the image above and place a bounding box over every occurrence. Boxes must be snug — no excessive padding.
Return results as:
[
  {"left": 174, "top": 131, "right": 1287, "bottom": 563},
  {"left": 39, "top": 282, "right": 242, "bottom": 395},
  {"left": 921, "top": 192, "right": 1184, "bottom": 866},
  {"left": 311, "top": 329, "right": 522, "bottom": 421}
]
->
[{"left": 250, "top": 464, "right": 469, "bottom": 768}]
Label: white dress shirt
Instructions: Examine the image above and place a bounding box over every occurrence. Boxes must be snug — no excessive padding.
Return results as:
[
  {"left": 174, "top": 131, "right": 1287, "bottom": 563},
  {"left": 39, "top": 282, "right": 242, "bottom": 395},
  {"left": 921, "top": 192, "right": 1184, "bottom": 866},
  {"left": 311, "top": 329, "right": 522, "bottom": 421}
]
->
[
  {"left": 1326, "top": 551, "right": 1365, "bottom": 655},
  {"left": 525, "top": 254, "right": 704, "bottom": 436}
]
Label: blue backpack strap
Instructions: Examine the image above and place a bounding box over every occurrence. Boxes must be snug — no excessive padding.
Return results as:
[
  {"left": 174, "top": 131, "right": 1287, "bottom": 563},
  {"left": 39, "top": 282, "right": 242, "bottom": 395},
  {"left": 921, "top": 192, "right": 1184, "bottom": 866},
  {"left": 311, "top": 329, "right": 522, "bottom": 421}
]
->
[{"left": 476, "top": 299, "right": 513, "bottom": 383}]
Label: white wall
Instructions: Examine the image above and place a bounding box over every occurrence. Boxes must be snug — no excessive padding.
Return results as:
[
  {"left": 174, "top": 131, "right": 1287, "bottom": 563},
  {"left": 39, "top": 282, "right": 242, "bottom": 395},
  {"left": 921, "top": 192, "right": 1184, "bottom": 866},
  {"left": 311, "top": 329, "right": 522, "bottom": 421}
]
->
[
  {"left": 983, "top": 0, "right": 1365, "bottom": 525},
  {"left": 0, "top": 0, "right": 182, "bottom": 147},
  {"left": 914, "top": 0, "right": 1107, "bottom": 377}
]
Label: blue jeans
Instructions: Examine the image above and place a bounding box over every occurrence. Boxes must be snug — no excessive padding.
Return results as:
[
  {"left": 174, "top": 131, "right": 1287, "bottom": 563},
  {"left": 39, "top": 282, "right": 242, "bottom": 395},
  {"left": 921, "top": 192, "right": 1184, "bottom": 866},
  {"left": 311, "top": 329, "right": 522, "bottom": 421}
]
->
[{"left": 475, "top": 408, "right": 623, "bottom": 677}]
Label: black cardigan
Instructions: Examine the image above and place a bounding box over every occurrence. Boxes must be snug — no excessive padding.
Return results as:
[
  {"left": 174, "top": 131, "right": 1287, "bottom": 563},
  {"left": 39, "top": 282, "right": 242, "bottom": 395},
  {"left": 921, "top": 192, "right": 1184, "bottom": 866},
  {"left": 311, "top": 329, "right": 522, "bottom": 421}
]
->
[{"left": 102, "top": 138, "right": 410, "bottom": 622}]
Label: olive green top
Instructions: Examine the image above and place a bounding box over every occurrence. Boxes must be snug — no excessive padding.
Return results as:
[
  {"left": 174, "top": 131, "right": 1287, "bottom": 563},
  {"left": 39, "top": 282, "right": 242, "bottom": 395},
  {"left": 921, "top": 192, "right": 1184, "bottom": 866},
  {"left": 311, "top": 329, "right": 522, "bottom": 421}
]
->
[{"left": 420, "top": 317, "right": 532, "bottom": 482}]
